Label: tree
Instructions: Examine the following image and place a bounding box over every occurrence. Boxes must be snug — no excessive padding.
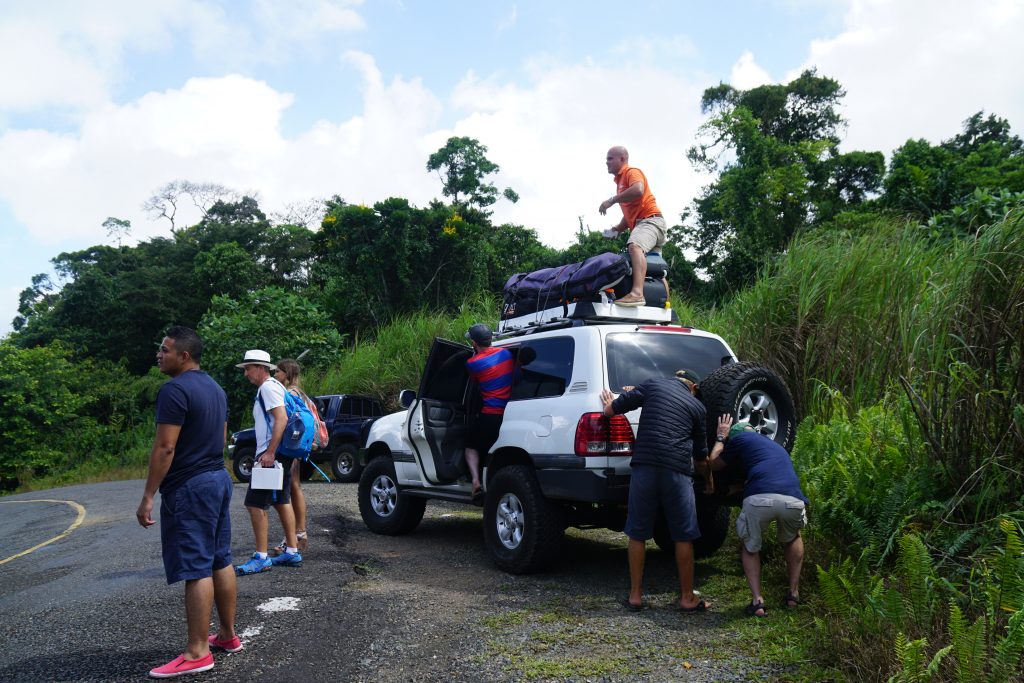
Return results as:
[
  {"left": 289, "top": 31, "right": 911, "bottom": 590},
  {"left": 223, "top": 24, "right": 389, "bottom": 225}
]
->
[
  {"left": 103, "top": 217, "right": 131, "bottom": 247},
  {"left": 426, "top": 137, "right": 519, "bottom": 211},
  {"left": 142, "top": 180, "right": 239, "bottom": 233},
  {"left": 197, "top": 287, "right": 345, "bottom": 427},
  {"left": 882, "top": 111, "right": 1024, "bottom": 220},
  {"left": 685, "top": 70, "right": 883, "bottom": 297}
]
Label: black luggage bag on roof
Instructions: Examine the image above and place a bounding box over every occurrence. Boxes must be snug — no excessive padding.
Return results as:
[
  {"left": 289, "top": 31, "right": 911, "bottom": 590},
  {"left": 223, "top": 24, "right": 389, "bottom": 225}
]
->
[{"left": 501, "top": 252, "right": 630, "bottom": 320}]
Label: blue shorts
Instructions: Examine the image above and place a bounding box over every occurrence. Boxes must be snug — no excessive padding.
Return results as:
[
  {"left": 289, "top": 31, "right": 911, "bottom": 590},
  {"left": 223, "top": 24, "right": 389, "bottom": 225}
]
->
[
  {"left": 624, "top": 464, "right": 700, "bottom": 542},
  {"left": 160, "top": 468, "right": 233, "bottom": 584}
]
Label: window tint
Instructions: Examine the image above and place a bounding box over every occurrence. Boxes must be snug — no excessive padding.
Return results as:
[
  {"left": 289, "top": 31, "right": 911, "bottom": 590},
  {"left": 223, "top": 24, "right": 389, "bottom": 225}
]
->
[
  {"left": 606, "top": 332, "right": 732, "bottom": 392},
  {"left": 421, "top": 342, "right": 472, "bottom": 403},
  {"left": 510, "top": 337, "right": 575, "bottom": 400},
  {"left": 339, "top": 397, "right": 352, "bottom": 415}
]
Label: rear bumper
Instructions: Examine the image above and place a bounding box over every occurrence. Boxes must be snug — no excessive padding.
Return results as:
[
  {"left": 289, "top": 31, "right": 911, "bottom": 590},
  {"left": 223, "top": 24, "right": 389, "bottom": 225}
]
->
[{"left": 535, "top": 467, "right": 630, "bottom": 504}]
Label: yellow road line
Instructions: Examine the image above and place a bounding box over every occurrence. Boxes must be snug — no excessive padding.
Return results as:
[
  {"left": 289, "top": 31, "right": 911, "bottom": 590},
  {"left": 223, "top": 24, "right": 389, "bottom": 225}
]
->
[{"left": 0, "top": 499, "right": 87, "bottom": 566}]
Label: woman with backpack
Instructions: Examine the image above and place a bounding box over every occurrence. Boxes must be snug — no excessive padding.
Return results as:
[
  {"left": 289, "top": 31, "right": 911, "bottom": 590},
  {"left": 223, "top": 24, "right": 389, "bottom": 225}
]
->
[{"left": 271, "top": 358, "right": 316, "bottom": 555}]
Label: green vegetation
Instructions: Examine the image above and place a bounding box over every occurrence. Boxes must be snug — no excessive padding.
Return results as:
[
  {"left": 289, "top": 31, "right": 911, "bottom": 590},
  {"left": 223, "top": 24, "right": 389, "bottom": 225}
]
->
[{"left": 2, "top": 70, "right": 1023, "bottom": 681}]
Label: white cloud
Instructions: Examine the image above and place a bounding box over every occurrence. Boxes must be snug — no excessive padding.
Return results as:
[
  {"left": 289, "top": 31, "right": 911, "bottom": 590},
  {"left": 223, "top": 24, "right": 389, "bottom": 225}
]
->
[
  {"left": 0, "top": 56, "right": 445, "bottom": 246},
  {"left": 0, "top": 1, "right": 366, "bottom": 112},
  {"left": 729, "top": 51, "right": 773, "bottom": 90},
  {"left": 789, "top": 0, "right": 1024, "bottom": 154},
  {"left": 497, "top": 5, "right": 518, "bottom": 33},
  {"left": 449, "top": 63, "right": 709, "bottom": 247}
]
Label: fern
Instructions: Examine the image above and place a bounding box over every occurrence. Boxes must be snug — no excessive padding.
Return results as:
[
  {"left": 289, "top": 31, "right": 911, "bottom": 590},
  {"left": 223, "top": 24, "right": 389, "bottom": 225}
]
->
[
  {"left": 948, "top": 602, "right": 987, "bottom": 683},
  {"left": 988, "top": 607, "right": 1024, "bottom": 683},
  {"left": 889, "top": 633, "right": 951, "bottom": 683},
  {"left": 897, "top": 534, "right": 939, "bottom": 630}
]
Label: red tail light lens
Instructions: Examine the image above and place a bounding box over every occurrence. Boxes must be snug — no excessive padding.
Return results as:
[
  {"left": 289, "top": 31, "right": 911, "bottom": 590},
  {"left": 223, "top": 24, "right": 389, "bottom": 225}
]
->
[{"left": 575, "top": 412, "right": 634, "bottom": 456}]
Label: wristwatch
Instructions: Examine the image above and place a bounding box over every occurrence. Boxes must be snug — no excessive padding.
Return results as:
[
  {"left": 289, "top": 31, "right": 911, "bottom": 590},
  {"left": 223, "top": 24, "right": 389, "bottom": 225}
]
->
[{"left": 715, "top": 435, "right": 725, "bottom": 443}]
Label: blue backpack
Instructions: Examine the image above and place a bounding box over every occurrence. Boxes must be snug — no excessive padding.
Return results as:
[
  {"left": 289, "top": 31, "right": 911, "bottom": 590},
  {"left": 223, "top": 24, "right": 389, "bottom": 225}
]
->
[{"left": 258, "top": 380, "right": 315, "bottom": 460}]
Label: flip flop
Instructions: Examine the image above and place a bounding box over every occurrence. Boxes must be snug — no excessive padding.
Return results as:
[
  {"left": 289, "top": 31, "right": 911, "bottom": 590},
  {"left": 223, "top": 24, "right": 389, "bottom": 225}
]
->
[
  {"left": 619, "top": 596, "right": 645, "bottom": 612},
  {"left": 677, "top": 599, "right": 710, "bottom": 613},
  {"left": 470, "top": 489, "right": 484, "bottom": 506}
]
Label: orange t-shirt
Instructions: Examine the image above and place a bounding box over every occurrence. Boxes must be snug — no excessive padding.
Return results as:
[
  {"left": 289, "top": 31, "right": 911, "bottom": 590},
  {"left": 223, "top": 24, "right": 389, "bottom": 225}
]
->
[{"left": 614, "top": 165, "right": 661, "bottom": 229}]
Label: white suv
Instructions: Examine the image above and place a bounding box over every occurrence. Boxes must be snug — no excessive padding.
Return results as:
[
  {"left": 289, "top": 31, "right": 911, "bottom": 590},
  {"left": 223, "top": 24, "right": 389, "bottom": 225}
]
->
[{"left": 358, "top": 303, "right": 795, "bottom": 573}]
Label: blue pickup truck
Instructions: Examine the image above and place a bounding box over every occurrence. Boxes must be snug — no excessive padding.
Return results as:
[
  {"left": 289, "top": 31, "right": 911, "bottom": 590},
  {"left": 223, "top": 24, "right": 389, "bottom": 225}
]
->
[{"left": 227, "top": 393, "right": 384, "bottom": 483}]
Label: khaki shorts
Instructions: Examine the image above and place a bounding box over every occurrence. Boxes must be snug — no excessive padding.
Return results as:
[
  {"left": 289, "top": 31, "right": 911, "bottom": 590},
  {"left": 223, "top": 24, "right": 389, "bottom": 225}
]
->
[
  {"left": 627, "top": 215, "right": 667, "bottom": 253},
  {"left": 736, "top": 493, "right": 807, "bottom": 553}
]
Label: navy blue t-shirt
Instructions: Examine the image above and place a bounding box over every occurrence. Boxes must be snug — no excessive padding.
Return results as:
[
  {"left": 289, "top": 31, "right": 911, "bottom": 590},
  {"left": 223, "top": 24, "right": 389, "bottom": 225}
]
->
[
  {"left": 721, "top": 432, "right": 808, "bottom": 504},
  {"left": 155, "top": 369, "right": 229, "bottom": 495}
]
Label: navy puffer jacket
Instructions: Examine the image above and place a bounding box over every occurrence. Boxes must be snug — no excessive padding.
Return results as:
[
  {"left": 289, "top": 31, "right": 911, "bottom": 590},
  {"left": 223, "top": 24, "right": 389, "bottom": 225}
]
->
[{"left": 611, "top": 377, "right": 707, "bottom": 476}]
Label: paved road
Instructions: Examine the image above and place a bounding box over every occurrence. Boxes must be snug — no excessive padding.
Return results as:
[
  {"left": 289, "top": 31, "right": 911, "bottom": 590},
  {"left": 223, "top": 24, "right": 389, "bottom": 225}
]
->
[
  {"left": 0, "top": 479, "right": 369, "bottom": 682},
  {"left": 0, "top": 477, "right": 782, "bottom": 683}
]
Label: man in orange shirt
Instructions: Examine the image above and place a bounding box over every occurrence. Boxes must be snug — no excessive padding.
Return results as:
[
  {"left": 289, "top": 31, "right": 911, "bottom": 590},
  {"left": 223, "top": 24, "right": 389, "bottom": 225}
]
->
[{"left": 598, "top": 146, "right": 666, "bottom": 306}]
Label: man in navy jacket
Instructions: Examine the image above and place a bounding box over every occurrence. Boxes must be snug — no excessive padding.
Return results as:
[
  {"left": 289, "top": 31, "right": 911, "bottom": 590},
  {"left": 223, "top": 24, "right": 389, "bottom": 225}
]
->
[{"left": 600, "top": 371, "right": 710, "bottom": 613}]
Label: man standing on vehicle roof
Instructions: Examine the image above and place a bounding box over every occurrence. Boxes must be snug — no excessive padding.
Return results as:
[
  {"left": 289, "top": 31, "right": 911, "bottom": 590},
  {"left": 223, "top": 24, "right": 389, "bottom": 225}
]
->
[
  {"left": 598, "top": 146, "right": 667, "bottom": 307},
  {"left": 137, "top": 326, "right": 241, "bottom": 678},
  {"left": 704, "top": 415, "right": 808, "bottom": 618},
  {"left": 600, "top": 369, "right": 711, "bottom": 613},
  {"left": 464, "top": 323, "right": 515, "bottom": 503}
]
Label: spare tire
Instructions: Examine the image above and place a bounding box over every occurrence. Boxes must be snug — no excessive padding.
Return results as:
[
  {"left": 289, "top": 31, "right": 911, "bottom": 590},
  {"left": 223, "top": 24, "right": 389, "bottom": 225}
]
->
[{"left": 698, "top": 362, "right": 796, "bottom": 452}]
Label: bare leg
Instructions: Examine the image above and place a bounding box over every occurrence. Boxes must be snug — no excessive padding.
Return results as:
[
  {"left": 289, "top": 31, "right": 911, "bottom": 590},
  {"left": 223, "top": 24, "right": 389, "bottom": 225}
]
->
[
  {"left": 784, "top": 535, "right": 804, "bottom": 604},
  {"left": 627, "top": 537, "right": 646, "bottom": 607},
  {"left": 183, "top": 577, "right": 214, "bottom": 660},
  {"left": 675, "top": 541, "right": 708, "bottom": 609},
  {"left": 741, "top": 545, "right": 764, "bottom": 610},
  {"left": 247, "top": 506, "right": 269, "bottom": 554},
  {"left": 290, "top": 460, "right": 307, "bottom": 536},
  {"left": 465, "top": 448, "right": 482, "bottom": 493},
  {"left": 274, "top": 502, "right": 298, "bottom": 549},
  {"left": 627, "top": 242, "right": 647, "bottom": 297},
  {"left": 212, "top": 564, "right": 237, "bottom": 642}
]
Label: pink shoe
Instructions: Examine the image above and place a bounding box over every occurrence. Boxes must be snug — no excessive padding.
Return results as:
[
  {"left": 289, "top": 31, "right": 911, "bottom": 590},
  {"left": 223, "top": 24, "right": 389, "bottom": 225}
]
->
[
  {"left": 149, "top": 652, "right": 214, "bottom": 678},
  {"left": 208, "top": 634, "right": 243, "bottom": 653}
]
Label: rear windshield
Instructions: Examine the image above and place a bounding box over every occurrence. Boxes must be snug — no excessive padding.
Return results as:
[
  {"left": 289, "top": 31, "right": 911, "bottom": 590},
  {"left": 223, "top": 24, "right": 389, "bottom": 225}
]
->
[{"left": 606, "top": 332, "right": 733, "bottom": 391}]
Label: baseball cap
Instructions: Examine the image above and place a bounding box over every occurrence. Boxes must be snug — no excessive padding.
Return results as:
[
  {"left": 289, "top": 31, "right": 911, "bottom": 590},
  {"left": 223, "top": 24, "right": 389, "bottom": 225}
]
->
[{"left": 465, "top": 323, "right": 493, "bottom": 344}]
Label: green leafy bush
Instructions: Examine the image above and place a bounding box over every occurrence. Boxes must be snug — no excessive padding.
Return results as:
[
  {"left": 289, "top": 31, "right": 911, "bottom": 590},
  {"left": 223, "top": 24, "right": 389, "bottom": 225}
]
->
[{"left": 198, "top": 286, "right": 345, "bottom": 428}]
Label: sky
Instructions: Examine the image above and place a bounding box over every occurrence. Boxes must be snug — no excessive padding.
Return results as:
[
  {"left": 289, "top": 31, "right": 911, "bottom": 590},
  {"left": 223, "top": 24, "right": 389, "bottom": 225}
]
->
[{"left": 1, "top": 0, "right": 1022, "bottom": 337}]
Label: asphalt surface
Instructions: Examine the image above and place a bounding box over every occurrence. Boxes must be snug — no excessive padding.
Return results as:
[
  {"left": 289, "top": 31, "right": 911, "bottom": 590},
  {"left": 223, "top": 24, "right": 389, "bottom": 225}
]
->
[
  {"left": 0, "top": 477, "right": 790, "bottom": 683},
  {"left": 0, "top": 479, "right": 368, "bottom": 683}
]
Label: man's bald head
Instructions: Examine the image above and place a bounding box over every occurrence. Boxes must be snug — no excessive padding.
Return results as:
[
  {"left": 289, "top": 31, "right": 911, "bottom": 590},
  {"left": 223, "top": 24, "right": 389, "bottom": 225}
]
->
[{"left": 606, "top": 146, "right": 629, "bottom": 174}]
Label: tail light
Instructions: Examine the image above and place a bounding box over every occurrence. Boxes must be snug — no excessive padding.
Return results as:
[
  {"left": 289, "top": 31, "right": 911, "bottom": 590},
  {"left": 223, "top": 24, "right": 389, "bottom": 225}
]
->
[{"left": 575, "top": 413, "right": 634, "bottom": 456}]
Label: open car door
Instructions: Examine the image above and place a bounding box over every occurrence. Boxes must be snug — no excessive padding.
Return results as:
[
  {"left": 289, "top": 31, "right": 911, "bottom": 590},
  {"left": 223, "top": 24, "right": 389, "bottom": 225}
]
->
[{"left": 407, "top": 338, "right": 472, "bottom": 484}]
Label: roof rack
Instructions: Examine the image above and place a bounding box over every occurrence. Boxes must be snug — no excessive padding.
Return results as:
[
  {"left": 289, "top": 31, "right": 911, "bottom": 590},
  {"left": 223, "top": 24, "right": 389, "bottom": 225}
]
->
[{"left": 496, "top": 299, "right": 676, "bottom": 338}]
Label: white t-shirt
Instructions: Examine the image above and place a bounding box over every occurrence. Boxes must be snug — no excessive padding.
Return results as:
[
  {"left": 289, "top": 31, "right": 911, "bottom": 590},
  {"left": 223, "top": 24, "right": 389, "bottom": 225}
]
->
[{"left": 252, "top": 377, "right": 286, "bottom": 456}]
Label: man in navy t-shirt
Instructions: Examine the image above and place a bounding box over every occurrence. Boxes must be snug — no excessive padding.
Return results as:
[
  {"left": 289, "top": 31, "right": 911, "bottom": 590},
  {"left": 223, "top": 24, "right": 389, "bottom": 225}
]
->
[
  {"left": 137, "top": 326, "right": 241, "bottom": 678},
  {"left": 705, "top": 414, "right": 809, "bottom": 618}
]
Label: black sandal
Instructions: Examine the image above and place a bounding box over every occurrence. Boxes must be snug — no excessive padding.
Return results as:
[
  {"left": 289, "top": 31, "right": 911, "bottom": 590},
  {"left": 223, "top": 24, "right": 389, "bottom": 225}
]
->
[
  {"left": 784, "top": 593, "right": 800, "bottom": 609},
  {"left": 745, "top": 600, "right": 767, "bottom": 618}
]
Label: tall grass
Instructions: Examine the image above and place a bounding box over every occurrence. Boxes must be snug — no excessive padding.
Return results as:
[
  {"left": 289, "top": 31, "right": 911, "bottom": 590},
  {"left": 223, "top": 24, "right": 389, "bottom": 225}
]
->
[{"left": 310, "top": 295, "right": 498, "bottom": 410}]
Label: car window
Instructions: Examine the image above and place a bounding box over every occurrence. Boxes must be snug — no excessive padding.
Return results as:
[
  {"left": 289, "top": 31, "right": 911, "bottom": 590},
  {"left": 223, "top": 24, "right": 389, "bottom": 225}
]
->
[
  {"left": 606, "top": 332, "right": 732, "bottom": 391},
  {"left": 509, "top": 337, "right": 575, "bottom": 400},
  {"left": 339, "top": 397, "right": 352, "bottom": 415},
  {"left": 421, "top": 341, "right": 472, "bottom": 403}
]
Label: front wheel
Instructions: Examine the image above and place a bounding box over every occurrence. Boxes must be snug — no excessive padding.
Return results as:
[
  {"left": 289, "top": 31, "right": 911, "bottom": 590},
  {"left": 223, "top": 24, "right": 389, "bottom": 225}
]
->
[
  {"left": 483, "top": 466, "right": 564, "bottom": 574},
  {"left": 331, "top": 444, "right": 362, "bottom": 483},
  {"left": 358, "top": 457, "right": 425, "bottom": 535},
  {"left": 232, "top": 446, "right": 255, "bottom": 483}
]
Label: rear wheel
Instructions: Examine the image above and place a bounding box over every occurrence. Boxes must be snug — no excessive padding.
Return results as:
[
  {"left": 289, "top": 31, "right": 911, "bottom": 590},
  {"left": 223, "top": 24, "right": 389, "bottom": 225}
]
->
[
  {"left": 653, "top": 503, "right": 730, "bottom": 559},
  {"left": 483, "top": 466, "right": 564, "bottom": 574},
  {"left": 232, "top": 446, "right": 255, "bottom": 483},
  {"left": 331, "top": 444, "right": 362, "bottom": 483},
  {"left": 358, "top": 457, "right": 425, "bottom": 535}
]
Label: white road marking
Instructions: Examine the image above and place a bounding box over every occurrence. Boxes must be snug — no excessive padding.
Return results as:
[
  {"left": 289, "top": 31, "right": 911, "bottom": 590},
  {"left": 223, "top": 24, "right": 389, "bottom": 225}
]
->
[{"left": 256, "top": 597, "right": 301, "bottom": 613}]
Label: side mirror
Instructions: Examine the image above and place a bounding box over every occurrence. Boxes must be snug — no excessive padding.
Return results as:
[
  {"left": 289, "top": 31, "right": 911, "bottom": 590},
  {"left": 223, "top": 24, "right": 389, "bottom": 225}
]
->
[{"left": 399, "top": 389, "right": 416, "bottom": 408}]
